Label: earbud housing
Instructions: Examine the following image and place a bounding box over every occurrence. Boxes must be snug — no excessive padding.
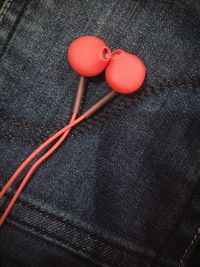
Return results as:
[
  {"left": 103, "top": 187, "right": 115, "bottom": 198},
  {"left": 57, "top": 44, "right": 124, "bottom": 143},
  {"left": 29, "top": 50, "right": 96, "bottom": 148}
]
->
[
  {"left": 68, "top": 36, "right": 111, "bottom": 77},
  {"left": 105, "top": 49, "right": 146, "bottom": 94}
]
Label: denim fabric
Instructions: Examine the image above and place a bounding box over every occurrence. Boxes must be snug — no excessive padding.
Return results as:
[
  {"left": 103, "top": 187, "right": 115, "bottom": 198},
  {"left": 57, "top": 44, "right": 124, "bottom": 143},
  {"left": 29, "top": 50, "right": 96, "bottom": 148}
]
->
[{"left": 0, "top": 0, "right": 200, "bottom": 266}]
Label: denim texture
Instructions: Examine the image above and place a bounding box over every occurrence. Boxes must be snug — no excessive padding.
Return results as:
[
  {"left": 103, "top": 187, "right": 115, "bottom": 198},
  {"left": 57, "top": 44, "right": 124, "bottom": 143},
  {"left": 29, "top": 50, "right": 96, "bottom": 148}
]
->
[{"left": 0, "top": 0, "right": 200, "bottom": 266}]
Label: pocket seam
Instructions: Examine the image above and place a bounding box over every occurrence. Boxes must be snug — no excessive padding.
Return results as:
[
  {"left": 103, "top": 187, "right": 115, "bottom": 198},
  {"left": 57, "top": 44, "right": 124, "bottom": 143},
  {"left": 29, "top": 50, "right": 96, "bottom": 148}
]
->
[{"left": 1, "top": 75, "right": 200, "bottom": 144}]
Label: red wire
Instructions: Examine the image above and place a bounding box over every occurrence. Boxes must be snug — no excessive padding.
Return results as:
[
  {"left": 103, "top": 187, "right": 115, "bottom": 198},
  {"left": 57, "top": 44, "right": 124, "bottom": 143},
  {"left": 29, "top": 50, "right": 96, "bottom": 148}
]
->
[
  {"left": 0, "top": 112, "right": 87, "bottom": 226},
  {"left": 0, "top": 89, "right": 117, "bottom": 226},
  {"left": 0, "top": 113, "right": 78, "bottom": 201},
  {"left": 0, "top": 90, "right": 115, "bottom": 202}
]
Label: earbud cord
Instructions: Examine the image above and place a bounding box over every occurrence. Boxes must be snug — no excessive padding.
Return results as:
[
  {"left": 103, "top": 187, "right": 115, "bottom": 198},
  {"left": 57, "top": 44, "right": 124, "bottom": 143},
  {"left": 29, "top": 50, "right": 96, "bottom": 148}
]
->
[
  {"left": 0, "top": 77, "right": 86, "bottom": 202},
  {"left": 0, "top": 87, "right": 117, "bottom": 226},
  {"left": 0, "top": 77, "right": 86, "bottom": 226},
  {"left": 0, "top": 113, "right": 77, "bottom": 226}
]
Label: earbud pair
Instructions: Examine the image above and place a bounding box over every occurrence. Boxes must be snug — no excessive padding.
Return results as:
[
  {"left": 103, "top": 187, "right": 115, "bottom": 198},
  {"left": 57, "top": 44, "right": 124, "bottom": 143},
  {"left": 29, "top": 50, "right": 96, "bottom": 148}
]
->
[
  {"left": 0, "top": 36, "right": 146, "bottom": 227},
  {"left": 68, "top": 36, "right": 146, "bottom": 94}
]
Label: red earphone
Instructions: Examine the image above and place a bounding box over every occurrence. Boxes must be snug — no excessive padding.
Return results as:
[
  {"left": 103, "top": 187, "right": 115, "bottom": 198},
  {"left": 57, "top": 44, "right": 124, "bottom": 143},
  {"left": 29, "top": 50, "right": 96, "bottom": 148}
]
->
[
  {"left": 68, "top": 35, "right": 111, "bottom": 76},
  {"left": 106, "top": 49, "right": 146, "bottom": 94},
  {"left": 0, "top": 36, "right": 146, "bottom": 226}
]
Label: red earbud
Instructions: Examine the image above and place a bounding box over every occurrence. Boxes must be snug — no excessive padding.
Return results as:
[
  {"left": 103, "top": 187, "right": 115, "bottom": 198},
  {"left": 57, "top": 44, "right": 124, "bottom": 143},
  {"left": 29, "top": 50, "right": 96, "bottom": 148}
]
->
[
  {"left": 105, "top": 49, "right": 146, "bottom": 94},
  {"left": 68, "top": 36, "right": 111, "bottom": 77}
]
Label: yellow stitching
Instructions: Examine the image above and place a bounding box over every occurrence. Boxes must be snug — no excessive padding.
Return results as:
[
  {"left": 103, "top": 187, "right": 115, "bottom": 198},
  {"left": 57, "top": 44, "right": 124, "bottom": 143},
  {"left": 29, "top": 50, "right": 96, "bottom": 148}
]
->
[
  {"left": 178, "top": 228, "right": 200, "bottom": 267},
  {"left": 0, "top": 0, "right": 14, "bottom": 23}
]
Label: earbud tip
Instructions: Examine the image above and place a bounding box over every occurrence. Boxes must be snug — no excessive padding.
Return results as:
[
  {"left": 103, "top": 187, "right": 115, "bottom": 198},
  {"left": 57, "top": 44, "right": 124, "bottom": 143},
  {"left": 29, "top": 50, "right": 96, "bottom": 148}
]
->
[
  {"left": 105, "top": 49, "right": 146, "bottom": 94},
  {"left": 68, "top": 36, "right": 111, "bottom": 77}
]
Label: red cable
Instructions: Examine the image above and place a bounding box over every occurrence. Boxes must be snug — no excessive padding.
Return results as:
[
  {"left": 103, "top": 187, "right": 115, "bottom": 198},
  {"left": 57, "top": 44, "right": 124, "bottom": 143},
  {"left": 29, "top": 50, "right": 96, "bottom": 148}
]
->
[
  {"left": 0, "top": 112, "right": 87, "bottom": 226},
  {"left": 0, "top": 90, "right": 115, "bottom": 203},
  {"left": 0, "top": 89, "right": 117, "bottom": 203},
  {"left": 0, "top": 113, "right": 78, "bottom": 201},
  {"left": 0, "top": 90, "right": 116, "bottom": 226}
]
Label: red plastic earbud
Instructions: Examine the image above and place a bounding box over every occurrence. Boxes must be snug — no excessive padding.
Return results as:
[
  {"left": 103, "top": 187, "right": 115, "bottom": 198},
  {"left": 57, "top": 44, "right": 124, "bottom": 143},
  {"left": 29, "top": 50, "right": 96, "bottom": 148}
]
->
[
  {"left": 105, "top": 49, "right": 146, "bottom": 94},
  {"left": 68, "top": 35, "right": 111, "bottom": 77}
]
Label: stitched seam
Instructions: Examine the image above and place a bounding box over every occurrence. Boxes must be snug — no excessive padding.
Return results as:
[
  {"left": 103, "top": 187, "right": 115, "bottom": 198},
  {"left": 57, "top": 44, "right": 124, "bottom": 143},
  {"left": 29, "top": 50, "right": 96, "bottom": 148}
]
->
[
  {"left": 2, "top": 75, "right": 200, "bottom": 131},
  {"left": 149, "top": 177, "right": 200, "bottom": 267},
  {"left": 3, "top": 214, "right": 171, "bottom": 267},
  {"left": 1, "top": 191, "right": 157, "bottom": 262},
  {"left": 178, "top": 228, "right": 200, "bottom": 267},
  {"left": 5, "top": 215, "right": 111, "bottom": 267},
  {"left": 0, "top": 112, "right": 59, "bottom": 132},
  {"left": 0, "top": 130, "right": 47, "bottom": 143},
  {"left": 1, "top": 75, "right": 200, "bottom": 144},
  {"left": 0, "top": 0, "right": 13, "bottom": 23},
  {"left": 0, "top": 0, "right": 29, "bottom": 58}
]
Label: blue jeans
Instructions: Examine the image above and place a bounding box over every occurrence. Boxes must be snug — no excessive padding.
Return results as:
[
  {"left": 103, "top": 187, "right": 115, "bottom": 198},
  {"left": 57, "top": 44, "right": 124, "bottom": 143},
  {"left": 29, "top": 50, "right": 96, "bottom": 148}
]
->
[{"left": 0, "top": 0, "right": 200, "bottom": 266}]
